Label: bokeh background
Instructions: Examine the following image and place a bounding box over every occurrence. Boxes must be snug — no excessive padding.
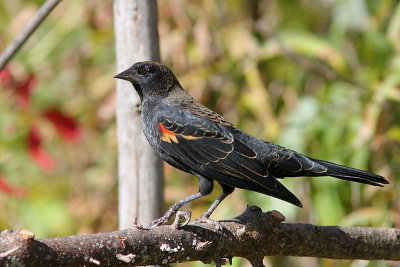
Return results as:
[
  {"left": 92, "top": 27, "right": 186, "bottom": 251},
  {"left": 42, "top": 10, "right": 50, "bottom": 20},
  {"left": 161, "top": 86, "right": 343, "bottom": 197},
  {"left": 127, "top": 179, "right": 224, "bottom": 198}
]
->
[{"left": 1, "top": 0, "right": 399, "bottom": 266}]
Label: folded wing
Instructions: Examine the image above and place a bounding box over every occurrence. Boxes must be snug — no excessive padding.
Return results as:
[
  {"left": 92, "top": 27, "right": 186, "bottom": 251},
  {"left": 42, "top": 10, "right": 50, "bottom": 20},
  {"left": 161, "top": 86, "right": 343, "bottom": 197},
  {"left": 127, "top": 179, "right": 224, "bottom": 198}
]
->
[{"left": 156, "top": 104, "right": 303, "bottom": 206}]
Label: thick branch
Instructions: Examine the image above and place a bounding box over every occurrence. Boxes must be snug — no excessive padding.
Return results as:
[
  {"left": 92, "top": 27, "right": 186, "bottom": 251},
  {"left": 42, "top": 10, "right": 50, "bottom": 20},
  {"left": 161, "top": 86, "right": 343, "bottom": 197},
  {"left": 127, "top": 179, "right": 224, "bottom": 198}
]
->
[
  {"left": 0, "top": 0, "right": 62, "bottom": 70},
  {"left": 1, "top": 206, "right": 398, "bottom": 266}
]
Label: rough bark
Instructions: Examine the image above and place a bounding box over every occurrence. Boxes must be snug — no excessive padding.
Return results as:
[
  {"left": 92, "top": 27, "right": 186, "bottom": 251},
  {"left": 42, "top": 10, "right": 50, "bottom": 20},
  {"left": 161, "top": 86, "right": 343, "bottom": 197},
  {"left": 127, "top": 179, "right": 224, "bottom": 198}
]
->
[
  {"left": 1, "top": 206, "right": 398, "bottom": 266},
  {"left": 113, "top": 0, "right": 163, "bottom": 228}
]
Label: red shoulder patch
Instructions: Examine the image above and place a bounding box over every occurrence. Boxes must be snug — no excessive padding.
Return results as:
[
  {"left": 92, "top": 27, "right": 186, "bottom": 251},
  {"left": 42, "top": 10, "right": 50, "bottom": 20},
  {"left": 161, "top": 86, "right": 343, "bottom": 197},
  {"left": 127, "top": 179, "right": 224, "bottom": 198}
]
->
[{"left": 158, "top": 122, "right": 178, "bottom": 143}]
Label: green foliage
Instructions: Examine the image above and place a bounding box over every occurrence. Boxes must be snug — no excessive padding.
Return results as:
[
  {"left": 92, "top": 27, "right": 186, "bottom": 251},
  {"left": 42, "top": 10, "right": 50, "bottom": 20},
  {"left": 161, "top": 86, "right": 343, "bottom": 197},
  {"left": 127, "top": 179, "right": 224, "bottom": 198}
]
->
[{"left": 0, "top": 0, "right": 399, "bottom": 266}]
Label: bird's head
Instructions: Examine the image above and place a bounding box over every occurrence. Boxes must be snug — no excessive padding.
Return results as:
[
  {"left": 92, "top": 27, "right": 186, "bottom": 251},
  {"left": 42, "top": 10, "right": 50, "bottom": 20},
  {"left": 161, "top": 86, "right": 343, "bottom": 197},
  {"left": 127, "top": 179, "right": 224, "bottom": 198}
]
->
[{"left": 114, "top": 61, "right": 180, "bottom": 100}]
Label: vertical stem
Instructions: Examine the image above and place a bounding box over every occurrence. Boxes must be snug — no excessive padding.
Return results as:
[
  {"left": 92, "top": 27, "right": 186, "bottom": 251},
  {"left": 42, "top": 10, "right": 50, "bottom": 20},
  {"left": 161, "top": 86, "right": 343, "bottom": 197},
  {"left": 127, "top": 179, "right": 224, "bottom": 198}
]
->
[{"left": 113, "top": 0, "right": 163, "bottom": 229}]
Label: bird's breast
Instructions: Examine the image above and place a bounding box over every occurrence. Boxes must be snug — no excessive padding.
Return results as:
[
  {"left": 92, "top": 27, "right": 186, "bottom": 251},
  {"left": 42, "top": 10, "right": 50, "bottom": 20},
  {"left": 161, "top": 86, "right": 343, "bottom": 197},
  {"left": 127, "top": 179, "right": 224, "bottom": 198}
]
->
[{"left": 140, "top": 102, "right": 161, "bottom": 142}]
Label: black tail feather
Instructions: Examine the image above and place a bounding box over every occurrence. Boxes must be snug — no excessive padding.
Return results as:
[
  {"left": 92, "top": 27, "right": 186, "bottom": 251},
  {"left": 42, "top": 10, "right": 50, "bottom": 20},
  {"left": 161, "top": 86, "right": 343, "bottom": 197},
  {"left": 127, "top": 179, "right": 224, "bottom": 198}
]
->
[{"left": 313, "top": 159, "right": 389, "bottom": 186}]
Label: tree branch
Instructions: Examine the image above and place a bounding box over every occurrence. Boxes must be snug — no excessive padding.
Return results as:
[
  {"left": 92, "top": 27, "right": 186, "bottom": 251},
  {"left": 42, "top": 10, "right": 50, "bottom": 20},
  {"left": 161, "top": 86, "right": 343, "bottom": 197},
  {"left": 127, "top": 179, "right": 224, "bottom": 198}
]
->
[
  {"left": 0, "top": 0, "right": 62, "bottom": 70},
  {"left": 1, "top": 206, "right": 398, "bottom": 266}
]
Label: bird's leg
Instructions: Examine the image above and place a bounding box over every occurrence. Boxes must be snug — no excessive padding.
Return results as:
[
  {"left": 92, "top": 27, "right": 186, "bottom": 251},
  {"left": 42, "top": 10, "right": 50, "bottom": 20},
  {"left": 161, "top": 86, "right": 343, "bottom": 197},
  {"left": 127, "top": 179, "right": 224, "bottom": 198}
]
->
[
  {"left": 148, "top": 192, "right": 203, "bottom": 228},
  {"left": 201, "top": 191, "right": 229, "bottom": 219},
  {"left": 192, "top": 192, "right": 229, "bottom": 232},
  {"left": 193, "top": 185, "right": 234, "bottom": 231},
  {"left": 200, "top": 184, "right": 234, "bottom": 220}
]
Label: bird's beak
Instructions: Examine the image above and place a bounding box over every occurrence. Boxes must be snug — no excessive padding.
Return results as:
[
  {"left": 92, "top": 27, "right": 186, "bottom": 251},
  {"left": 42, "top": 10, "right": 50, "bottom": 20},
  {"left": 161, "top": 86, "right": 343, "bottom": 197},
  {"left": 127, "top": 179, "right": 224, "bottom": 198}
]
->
[{"left": 113, "top": 68, "right": 138, "bottom": 82}]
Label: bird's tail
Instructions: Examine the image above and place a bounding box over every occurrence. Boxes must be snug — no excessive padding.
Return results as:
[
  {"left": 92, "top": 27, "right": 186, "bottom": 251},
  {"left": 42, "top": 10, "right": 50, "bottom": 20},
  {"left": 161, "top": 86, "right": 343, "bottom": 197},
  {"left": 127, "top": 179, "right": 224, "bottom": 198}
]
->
[{"left": 312, "top": 159, "right": 389, "bottom": 186}]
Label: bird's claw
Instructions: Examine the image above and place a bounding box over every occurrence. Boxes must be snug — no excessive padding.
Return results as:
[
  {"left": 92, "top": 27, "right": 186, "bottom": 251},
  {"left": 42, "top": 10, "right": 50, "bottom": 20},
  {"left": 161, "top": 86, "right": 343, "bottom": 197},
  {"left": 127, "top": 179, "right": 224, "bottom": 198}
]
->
[
  {"left": 148, "top": 214, "right": 171, "bottom": 228},
  {"left": 148, "top": 209, "right": 191, "bottom": 228},
  {"left": 171, "top": 210, "right": 192, "bottom": 229}
]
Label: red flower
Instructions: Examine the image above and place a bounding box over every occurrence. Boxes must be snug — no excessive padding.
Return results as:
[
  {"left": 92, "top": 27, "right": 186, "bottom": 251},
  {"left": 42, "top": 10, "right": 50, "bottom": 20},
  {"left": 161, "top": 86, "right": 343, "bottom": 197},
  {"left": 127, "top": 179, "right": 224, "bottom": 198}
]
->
[
  {"left": 27, "top": 126, "right": 55, "bottom": 172},
  {"left": 17, "top": 74, "right": 36, "bottom": 108},
  {"left": 0, "top": 175, "right": 28, "bottom": 198},
  {"left": 0, "top": 68, "right": 11, "bottom": 85},
  {"left": 42, "top": 109, "right": 82, "bottom": 142},
  {"left": 0, "top": 70, "right": 36, "bottom": 107}
]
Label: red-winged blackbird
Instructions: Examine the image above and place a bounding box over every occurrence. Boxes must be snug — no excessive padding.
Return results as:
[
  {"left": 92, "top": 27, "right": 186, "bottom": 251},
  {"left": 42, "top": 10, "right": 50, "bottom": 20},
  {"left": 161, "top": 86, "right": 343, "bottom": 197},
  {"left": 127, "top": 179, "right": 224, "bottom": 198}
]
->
[{"left": 114, "top": 61, "right": 388, "bottom": 227}]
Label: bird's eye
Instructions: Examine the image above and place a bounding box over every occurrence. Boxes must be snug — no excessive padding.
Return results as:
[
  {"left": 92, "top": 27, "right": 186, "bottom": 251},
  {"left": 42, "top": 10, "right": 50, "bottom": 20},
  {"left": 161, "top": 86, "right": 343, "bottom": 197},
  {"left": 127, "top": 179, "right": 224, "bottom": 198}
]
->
[{"left": 145, "top": 66, "right": 155, "bottom": 73}]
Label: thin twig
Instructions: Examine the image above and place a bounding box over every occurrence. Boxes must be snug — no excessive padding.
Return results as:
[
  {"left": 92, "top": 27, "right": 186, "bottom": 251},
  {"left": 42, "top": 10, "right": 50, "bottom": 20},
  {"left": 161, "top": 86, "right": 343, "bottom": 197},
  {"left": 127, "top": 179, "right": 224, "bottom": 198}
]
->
[{"left": 0, "top": 0, "right": 62, "bottom": 70}]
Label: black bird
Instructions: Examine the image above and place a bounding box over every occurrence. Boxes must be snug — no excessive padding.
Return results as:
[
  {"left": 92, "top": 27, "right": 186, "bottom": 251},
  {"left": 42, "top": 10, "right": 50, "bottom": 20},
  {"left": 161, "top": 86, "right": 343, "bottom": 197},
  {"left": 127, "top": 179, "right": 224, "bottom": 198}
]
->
[{"left": 114, "top": 61, "right": 388, "bottom": 227}]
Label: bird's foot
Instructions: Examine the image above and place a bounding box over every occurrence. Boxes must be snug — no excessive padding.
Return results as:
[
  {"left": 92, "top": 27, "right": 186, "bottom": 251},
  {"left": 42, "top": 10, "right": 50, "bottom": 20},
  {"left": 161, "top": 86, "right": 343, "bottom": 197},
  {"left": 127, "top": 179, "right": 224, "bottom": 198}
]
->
[
  {"left": 148, "top": 216, "right": 169, "bottom": 228},
  {"left": 148, "top": 209, "right": 192, "bottom": 228},
  {"left": 148, "top": 209, "right": 175, "bottom": 228},
  {"left": 171, "top": 210, "right": 192, "bottom": 229}
]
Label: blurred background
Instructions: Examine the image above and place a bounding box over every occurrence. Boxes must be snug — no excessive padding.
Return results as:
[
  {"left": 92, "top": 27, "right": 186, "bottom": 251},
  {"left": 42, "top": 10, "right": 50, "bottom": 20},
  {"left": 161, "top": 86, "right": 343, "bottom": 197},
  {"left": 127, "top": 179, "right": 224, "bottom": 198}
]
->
[{"left": 0, "top": 0, "right": 399, "bottom": 266}]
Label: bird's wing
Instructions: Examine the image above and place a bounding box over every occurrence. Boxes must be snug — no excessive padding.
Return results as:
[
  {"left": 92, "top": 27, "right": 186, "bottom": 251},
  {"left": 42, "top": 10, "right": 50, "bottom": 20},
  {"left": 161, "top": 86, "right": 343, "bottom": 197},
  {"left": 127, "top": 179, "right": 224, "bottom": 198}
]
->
[
  {"left": 181, "top": 101, "right": 326, "bottom": 178},
  {"left": 260, "top": 143, "right": 328, "bottom": 178},
  {"left": 181, "top": 100, "right": 234, "bottom": 126},
  {"left": 156, "top": 104, "right": 302, "bottom": 206}
]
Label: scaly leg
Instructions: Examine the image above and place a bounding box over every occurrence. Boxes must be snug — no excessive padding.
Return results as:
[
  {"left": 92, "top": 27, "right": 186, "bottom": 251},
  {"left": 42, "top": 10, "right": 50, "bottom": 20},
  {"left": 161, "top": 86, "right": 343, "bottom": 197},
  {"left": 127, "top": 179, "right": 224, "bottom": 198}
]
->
[
  {"left": 201, "top": 191, "right": 229, "bottom": 219},
  {"left": 192, "top": 191, "right": 230, "bottom": 232},
  {"left": 193, "top": 184, "right": 234, "bottom": 230},
  {"left": 148, "top": 192, "right": 203, "bottom": 228}
]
